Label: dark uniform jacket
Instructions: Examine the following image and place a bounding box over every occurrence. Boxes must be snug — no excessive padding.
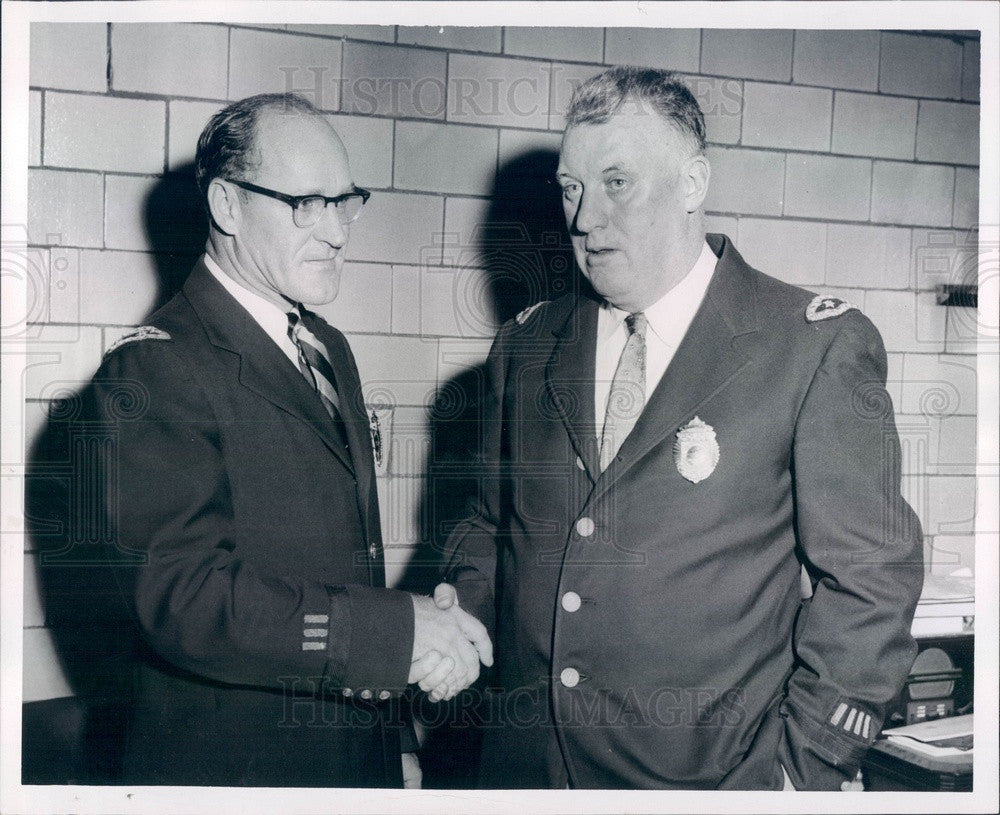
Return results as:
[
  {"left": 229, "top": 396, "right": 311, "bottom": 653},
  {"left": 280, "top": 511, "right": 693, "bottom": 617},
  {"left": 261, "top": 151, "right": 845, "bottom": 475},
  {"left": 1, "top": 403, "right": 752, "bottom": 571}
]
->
[
  {"left": 81, "top": 259, "right": 414, "bottom": 786},
  {"left": 444, "top": 233, "right": 924, "bottom": 790}
]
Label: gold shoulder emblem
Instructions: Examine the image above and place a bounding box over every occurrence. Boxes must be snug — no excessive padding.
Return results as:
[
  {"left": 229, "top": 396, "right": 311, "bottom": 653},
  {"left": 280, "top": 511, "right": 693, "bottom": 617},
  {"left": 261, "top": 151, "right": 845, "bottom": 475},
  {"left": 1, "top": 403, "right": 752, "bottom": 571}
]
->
[
  {"left": 805, "top": 295, "right": 857, "bottom": 323},
  {"left": 105, "top": 326, "right": 172, "bottom": 355},
  {"left": 515, "top": 301, "right": 548, "bottom": 325}
]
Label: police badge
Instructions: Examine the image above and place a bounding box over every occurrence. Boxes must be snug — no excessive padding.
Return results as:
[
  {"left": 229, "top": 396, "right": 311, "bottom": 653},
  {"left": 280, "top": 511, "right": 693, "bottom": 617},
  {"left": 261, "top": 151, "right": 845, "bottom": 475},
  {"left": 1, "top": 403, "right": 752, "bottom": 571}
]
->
[{"left": 673, "top": 416, "right": 720, "bottom": 483}]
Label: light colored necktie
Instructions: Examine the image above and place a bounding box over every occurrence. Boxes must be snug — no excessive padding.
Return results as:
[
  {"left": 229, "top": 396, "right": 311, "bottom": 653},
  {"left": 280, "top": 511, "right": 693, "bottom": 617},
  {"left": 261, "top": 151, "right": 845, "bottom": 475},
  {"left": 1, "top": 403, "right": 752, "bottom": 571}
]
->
[
  {"left": 287, "top": 306, "right": 347, "bottom": 439},
  {"left": 599, "top": 312, "right": 647, "bottom": 471}
]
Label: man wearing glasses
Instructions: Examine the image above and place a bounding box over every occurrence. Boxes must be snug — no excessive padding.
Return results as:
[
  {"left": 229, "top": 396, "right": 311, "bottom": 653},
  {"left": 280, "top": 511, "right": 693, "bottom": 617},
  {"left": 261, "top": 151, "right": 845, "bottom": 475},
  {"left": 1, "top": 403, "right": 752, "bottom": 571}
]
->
[{"left": 82, "top": 93, "right": 491, "bottom": 786}]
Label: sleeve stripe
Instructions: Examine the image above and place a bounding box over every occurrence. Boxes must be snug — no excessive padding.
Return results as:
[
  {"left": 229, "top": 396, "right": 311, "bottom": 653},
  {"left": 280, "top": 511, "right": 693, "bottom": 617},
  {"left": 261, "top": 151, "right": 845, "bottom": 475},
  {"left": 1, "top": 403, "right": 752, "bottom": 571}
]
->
[
  {"left": 303, "top": 628, "right": 328, "bottom": 638},
  {"left": 862, "top": 714, "right": 871, "bottom": 739},
  {"left": 854, "top": 713, "right": 865, "bottom": 735},
  {"left": 829, "top": 702, "right": 848, "bottom": 726},
  {"left": 304, "top": 614, "right": 329, "bottom": 624},
  {"left": 843, "top": 708, "right": 857, "bottom": 732},
  {"left": 302, "top": 641, "right": 326, "bottom": 651}
]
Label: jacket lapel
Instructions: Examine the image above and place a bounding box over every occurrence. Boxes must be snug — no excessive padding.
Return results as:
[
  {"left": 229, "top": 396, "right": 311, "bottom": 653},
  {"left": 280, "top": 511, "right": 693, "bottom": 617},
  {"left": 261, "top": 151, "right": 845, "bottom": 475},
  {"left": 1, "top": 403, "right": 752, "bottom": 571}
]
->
[
  {"left": 545, "top": 295, "right": 601, "bottom": 481},
  {"left": 591, "top": 234, "right": 761, "bottom": 498},
  {"left": 182, "top": 261, "right": 355, "bottom": 475}
]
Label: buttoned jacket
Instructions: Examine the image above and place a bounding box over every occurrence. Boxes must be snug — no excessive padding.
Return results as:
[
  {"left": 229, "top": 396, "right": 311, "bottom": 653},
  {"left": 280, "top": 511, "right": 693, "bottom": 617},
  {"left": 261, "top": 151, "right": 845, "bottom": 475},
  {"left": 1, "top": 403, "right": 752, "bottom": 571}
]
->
[
  {"left": 82, "top": 259, "right": 413, "bottom": 786},
  {"left": 445, "top": 234, "right": 923, "bottom": 790}
]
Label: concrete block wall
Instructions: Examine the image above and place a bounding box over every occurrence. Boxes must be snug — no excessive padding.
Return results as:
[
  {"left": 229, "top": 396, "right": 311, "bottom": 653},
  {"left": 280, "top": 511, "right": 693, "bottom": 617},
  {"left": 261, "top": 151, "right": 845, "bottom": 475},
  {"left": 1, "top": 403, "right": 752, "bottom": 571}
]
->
[{"left": 23, "top": 23, "right": 982, "bottom": 702}]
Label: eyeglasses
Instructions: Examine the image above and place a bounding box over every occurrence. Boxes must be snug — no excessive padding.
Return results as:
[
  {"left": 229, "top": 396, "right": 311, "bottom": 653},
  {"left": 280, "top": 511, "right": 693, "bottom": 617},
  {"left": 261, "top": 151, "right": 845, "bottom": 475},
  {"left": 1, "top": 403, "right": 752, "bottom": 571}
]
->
[{"left": 225, "top": 178, "right": 372, "bottom": 228}]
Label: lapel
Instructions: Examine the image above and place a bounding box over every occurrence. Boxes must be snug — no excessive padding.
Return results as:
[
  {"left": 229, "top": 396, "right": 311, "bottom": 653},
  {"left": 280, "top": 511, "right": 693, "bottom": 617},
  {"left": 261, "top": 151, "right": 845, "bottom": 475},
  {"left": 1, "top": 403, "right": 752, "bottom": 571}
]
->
[
  {"left": 182, "top": 260, "right": 355, "bottom": 475},
  {"left": 590, "top": 233, "right": 762, "bottom": 501},
  {"left": 545, "top": 295, "right": 601, "bottom": 481}
]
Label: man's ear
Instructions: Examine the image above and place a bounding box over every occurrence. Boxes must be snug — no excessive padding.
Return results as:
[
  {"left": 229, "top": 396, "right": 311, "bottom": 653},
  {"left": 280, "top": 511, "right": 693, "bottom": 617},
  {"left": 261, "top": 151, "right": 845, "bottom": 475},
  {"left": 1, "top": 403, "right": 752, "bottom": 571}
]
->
[
  {"left": 206, "top": 178, "right": 241, "bottom": 236},
  {"left": 682, "top": 153, "right": 711, "bottom": 213}
]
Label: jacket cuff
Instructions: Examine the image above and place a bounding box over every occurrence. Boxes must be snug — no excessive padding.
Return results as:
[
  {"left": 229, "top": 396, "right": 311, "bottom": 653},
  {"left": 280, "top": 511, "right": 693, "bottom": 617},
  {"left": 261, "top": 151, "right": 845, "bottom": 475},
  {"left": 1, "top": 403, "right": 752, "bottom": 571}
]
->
[
  {"left": 449, "top": 572, "right": 495, "bottom": 638},
  {"left": 399, "top": 715, "right": 420, "bottom": 753},
  {"left": 779, "top": 697, "right": 875, "bottom": 790},
  {"left": 325, "top": 585, "right": 414, "bottom": 700}
]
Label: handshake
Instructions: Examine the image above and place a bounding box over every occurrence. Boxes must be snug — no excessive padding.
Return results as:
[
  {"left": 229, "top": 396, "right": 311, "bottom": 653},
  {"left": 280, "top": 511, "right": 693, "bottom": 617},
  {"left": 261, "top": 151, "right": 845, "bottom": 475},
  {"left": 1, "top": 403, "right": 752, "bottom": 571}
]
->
[{"left": 408, "top": 583, "right": 493, "bottom": 702}]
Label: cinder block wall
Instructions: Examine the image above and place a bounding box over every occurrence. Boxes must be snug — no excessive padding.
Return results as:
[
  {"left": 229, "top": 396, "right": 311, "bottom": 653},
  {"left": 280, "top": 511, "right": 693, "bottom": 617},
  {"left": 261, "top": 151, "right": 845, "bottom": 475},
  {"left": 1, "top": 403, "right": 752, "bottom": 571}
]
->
[{"left": 24, "top": 23, "right": 980, "bottom": 702}]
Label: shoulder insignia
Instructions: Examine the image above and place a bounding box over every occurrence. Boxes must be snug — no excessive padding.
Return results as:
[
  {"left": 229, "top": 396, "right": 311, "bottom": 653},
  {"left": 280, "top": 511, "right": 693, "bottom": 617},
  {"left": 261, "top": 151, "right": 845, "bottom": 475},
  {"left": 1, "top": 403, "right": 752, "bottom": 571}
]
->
[
  {"left": 515, "top": 301, "right": 548, "bottom": 325},
  {"left": 805, "top": 295, "right": 857, "bottom": 323},
  {"left": 105, "top": 326, "right": 172, "bottom": 355}
]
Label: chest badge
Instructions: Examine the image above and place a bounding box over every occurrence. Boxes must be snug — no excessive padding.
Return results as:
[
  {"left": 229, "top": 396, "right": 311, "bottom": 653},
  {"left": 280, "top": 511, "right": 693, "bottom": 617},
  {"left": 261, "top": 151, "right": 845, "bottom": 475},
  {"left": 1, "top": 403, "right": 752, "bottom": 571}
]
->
[{"left": 674, "top": 416, "right": 720, "bottom": 483}]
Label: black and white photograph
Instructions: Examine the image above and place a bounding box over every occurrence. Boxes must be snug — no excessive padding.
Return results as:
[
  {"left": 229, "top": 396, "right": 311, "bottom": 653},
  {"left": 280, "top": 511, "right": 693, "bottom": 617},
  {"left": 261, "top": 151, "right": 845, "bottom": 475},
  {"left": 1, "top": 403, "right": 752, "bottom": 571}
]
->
[{"left": 1, "top": 2, "right": 997, "bottom": 813}]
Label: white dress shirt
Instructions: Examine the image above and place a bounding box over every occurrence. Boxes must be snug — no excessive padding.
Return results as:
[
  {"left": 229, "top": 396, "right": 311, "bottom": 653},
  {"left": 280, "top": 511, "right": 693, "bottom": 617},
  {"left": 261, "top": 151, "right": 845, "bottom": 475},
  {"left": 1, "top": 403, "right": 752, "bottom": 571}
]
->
[
  {"left": 204, "top": 254, "right": 300, "bottom": 369},
  {"left": 595, "top": 240, "right": 718, "bottom": 429}
]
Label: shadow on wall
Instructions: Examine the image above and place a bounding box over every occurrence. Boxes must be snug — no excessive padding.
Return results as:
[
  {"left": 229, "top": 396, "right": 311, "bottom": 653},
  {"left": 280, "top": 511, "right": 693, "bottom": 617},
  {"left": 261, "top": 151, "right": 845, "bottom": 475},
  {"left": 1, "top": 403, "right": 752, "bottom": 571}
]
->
[
  {"left": 23, "top": 168, "right": 206, "bottom": 784},
  {"left": 472, "top": 147, "right": 579, "bottom": 324},
  {"left": 400, "top": 148, "right": 580, "bottom": 788},
  {"left": 139, "top": 162, "right": 208, "bottom": 294},
  {"left": 405, "top": 148, "right": 575, "bottom": 594}
]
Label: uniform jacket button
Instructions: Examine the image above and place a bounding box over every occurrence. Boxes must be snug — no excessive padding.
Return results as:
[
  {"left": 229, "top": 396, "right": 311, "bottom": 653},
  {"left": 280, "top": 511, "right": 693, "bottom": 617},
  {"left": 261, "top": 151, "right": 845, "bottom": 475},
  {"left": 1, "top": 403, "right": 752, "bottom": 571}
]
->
[
  {"left": 378, "top": 690, "right": 391, "bottom": 701},
  {"left": 560, "top": 667, "right": 580, "bottom": 688},
  {"left": 575, "top": 517, "right": 595, "bottom": 537},
  {"left": 342, "top": 688, "right": 353, "bottom": 697},
  {"left": 561, "top": 591, "right": 582, "bottom": 612},
  {"left": 360, "top": 689, "right": 373, "bottom": 700}
]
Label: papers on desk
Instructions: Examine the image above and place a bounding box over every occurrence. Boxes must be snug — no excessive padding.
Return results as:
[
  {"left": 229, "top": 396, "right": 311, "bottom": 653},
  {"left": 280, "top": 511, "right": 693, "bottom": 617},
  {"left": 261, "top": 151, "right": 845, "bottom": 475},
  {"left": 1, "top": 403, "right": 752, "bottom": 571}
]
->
[
  {"left": 882, "top": 714, "right": 974, "bottom": 757},
  {"left": 921, "top": 570, "right": 974, "bottom": 602},
  {"left": 911, "top": 570, "right": 975, "bottom": 637}
]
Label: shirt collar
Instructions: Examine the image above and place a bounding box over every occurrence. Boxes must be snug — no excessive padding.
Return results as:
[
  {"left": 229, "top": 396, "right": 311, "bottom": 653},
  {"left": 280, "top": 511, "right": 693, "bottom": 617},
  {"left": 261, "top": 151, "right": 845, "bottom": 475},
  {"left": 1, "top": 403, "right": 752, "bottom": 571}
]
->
[
  {"left": 203, "top": 253, "right": 294, "bottom": 342},
  {"left": 598, "top": 240, "right": 718, "bottom": 347}
]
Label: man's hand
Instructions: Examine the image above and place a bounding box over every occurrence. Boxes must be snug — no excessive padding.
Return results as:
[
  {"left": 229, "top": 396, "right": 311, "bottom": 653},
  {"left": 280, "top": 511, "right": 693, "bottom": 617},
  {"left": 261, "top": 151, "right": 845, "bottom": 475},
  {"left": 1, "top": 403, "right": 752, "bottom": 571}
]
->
[
  {"left": 433, "top": 582, "right": 461, "bottom": 609},
  {"left": 841, "top": 770, "right": 864, "bottom": 791},
  {"left": 781, "top": 765, "right": 865, "bottom": 791},
  {"left": 781, "top": 765, "right": 795, "bottom": 790},
  {"left": 401, "top": 752, "right": 422, "bottom": 789},
  {"left": 409, "top": 585, "right": 493, "bottom": 702}
]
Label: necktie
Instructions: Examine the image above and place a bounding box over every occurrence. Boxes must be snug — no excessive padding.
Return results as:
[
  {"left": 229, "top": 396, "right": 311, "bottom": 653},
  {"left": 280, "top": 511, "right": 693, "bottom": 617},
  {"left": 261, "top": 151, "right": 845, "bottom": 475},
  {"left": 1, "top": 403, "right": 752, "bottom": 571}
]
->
[
  {"left": 599, "top": 312, "right": 647, "bottom": 471},
  {"left": 287, "top": 306, "right": 348, "bottom": 445}
]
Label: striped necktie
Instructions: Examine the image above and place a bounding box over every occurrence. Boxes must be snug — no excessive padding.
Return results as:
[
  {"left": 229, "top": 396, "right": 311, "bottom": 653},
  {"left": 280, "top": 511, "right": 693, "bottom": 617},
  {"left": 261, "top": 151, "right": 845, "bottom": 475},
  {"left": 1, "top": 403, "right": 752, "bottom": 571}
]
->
[
  {"left": 599, "top": 312, "right": 647, "bottom": 471},
  {"left": 287, "top": 306, "right": 348, "bottom": 442}
]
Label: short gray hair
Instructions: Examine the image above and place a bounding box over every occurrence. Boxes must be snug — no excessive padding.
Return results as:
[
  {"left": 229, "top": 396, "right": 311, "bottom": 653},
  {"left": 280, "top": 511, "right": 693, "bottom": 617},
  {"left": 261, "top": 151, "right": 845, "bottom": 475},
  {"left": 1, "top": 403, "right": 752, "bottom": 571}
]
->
[
  {"left": 565, "top": 66, "right": 706, "bottom": 153},
  {"left": 195, "top": 93, "right": 321, "bottom": 205}
]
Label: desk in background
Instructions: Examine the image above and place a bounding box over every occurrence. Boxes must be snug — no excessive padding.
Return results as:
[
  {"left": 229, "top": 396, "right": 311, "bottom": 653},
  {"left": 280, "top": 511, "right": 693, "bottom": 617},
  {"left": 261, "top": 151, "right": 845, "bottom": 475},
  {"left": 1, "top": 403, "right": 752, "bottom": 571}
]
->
[{"left": 862, "top": 571, "right": 974, "bottom": 791}]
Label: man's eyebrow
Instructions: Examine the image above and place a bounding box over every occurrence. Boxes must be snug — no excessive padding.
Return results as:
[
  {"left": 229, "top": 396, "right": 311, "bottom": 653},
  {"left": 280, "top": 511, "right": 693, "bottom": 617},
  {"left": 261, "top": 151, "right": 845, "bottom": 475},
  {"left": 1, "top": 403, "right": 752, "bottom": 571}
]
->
[{"left": 601, "top": 164, "right": 627, "bottom": 175}]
